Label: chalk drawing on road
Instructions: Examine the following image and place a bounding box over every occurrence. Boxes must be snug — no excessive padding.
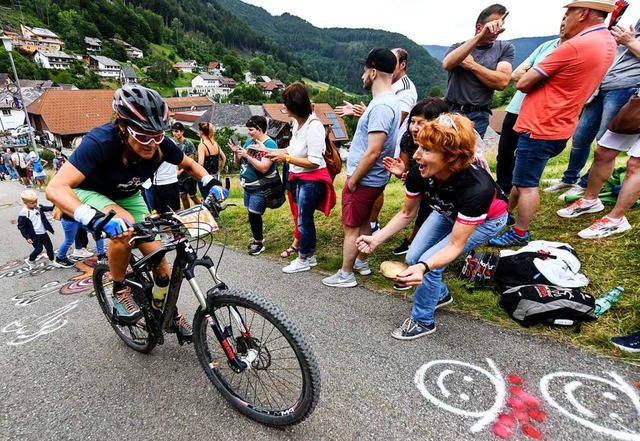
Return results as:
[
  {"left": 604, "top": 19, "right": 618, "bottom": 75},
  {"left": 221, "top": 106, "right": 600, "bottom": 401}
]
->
[
  {"left": 414, "top": 358, "right": 507, "bottom": 433},
  {"left": 540, "top": 372, "right": 640, "bottom": 441},
  {"left": 2, "top": 299, "right": 80, "bottom": 345},
  {"left": 11, "top": 281, "right": 65, "bottom": 306}
]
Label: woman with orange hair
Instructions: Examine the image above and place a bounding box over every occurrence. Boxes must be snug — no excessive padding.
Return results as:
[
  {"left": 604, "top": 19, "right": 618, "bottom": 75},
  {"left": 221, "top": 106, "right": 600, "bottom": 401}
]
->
[{"left": 356, "top": 114, "right": 508, "bottom": 340}]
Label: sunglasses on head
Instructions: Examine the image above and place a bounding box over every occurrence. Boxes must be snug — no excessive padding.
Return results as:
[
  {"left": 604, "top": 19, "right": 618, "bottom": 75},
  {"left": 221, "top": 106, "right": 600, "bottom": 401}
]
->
[{"left": 127, "top": 126, "right": 165, "bottom": 145}]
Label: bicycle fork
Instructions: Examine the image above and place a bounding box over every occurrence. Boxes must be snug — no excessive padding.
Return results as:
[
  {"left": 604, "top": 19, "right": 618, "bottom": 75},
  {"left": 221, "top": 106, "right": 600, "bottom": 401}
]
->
[{"left": 181, "top": 252, "right": 252, "bottom": 373}]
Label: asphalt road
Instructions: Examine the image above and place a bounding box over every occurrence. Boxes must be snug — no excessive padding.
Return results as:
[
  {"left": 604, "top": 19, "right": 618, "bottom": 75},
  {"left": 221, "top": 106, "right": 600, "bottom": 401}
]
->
[{"left": 1, "top": 179, "right": 639, "bottom": 441}]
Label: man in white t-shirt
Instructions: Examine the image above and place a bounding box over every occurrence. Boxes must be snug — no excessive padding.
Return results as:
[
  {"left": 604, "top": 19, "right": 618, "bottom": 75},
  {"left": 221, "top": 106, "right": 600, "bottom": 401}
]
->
[{"left": 391, "top": 48, "right": 418, "bottom": 142}]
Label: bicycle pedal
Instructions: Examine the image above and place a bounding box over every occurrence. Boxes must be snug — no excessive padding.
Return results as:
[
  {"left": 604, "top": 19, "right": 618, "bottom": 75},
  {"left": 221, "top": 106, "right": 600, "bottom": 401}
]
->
[{"left": 176, "top": 334, "right": 193, "bottom": 345}]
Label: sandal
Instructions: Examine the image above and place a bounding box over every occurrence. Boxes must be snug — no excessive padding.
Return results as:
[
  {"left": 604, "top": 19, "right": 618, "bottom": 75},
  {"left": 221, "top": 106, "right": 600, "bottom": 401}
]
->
[{"left": 280, "top": 246, "right": 298, "bottom": 258}]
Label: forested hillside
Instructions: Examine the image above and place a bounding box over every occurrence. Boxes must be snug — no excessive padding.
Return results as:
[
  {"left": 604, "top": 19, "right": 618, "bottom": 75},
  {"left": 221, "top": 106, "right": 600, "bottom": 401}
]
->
[{"left": 217, "top": 0, "right": 446, "bottom": 96}]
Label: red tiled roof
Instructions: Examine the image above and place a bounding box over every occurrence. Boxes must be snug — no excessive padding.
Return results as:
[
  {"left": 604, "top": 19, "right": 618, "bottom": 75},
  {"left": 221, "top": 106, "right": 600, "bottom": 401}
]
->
[
  {"left": 164, "top": 96, "right": 213, "bottom": 110},
  {"left": 208, "top": 61, "right": 221, "bottom": 69},
  {"left": 27, "top": 89, "right": 114, "bottom": 135},
  {"left": 262, "top": 103, "right": 290, "bottom": 124},
  {"left": 262, "top": 103, "right": 349, "bottom": 141},
  {"left": 173, "top": 112, "right": 200, "bottom": 122},
  {"left": 258, "top": 81, "right": 278, "bottom": 92}
]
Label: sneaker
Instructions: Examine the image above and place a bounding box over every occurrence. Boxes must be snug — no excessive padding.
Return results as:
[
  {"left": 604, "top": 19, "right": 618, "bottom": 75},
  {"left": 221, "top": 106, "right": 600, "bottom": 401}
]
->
[
  {"left": 391, "top": 318, "right": 436, "bottom": 340},
  {"left": 248, "top": 240, "right": 265, "bottom": 256},
  {"left": 488, "top": 228, "right": 530, "bottom": 248},
  {"left": 557, "top": 198, "right": 605, "bottom": 218},
  {"left": 54, "top": 256, "right": 75, "bottom": 268},
  {"left": 506, "top": 212, "right": 516, "bottom": 226},
  {"left": 308, "top": 255, "right": 318, "bottom": 267},
  {"left": 282, "top": 257, "right": 311, "bottom": 274},
  {"left": 112, "top": 285, "right": 142, "bottom": 323},
  {"left": 578, "top": 216, "right": 631, "bottom": 239},
  {"left": 610, "top": 331, "right": 640, "bottom": 353},
  {"left": 71, "top": 248, "right": 93, "bottom": 258},
  {"left": 558, "top": 185, "right": 586, "bottom": 202},
  {"left": 436, "top": 293, "right": 453, "bottom": 310},
  {"left": 392, "top": 238, "right": 410, "bottom": 256},
  {"left": 393, "top": 282, "right": 412, "bottom": 291},
  {"left": 97, "top": 253, "right": 108, "bottom": 265},
  {"left": 544, "top": 181, "right": 574, "bottom": 193},
  {"left": 24, "top": 258, "right": 34, "bottom": 269},
  {"left": 353, "top": 259, "right": 372, "bottom": 275},
  {"left": 322, "top": 270, "right": 357, "bottom": 288},
  {"left": 170, "top": 313, "right": 193, "bottom": 339},
  {"left": 370, "top": 220, "right": 379, "bottom": 234}
]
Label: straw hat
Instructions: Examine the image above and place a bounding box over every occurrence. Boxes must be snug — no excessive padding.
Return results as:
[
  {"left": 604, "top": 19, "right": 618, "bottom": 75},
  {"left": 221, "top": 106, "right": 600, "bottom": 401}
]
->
[
  {"left": 563, "top": 0, "right": 616, "bottom": 13},
  {"left": 380, "top": 261, "right": 408, "bottom": 279}
]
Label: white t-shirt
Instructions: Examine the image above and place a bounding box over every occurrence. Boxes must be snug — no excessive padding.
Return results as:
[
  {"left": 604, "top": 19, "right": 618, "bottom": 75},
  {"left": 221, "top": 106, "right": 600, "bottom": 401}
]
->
[
  {"left": 22, "top": 207, "right": 45, "bottom": 234},
  {"left": 151, "top": 161, "right": 178, "bottom": 185},
  {"left": 392, "top": 75, "right": 418, "bottom": 157},
  {"left": 287, "top": 115, "right": 326, "bottom": 174}
]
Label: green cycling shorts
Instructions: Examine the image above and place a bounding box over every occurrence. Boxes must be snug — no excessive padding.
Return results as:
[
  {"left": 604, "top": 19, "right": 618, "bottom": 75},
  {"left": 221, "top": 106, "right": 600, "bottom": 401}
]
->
[{"left": 73, "top": 188, "right": 149, "bottom": 223}]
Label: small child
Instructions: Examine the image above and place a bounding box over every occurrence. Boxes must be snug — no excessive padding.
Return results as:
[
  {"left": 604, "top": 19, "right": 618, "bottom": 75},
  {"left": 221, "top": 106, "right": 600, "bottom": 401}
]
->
[{"left": 17, "top": 189, "right": 55, "bottom": 268}]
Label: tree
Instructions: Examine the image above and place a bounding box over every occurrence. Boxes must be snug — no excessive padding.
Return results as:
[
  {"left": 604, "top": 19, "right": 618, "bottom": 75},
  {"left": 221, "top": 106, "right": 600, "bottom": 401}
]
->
[
  {"left": 429, "top": 86, "right": 445, "bottom": 97},
  {"left": 248, "top": 57, "right": 265, "bottom": 76},
  {"left": 147, "top": 57, "right": 178, "bottom": 86},
  {"left": 76, "top": 71, "right": 104, "bottom": 89},
  {"left": 229, "top": 84, "right": 265, "bottom": 104}
]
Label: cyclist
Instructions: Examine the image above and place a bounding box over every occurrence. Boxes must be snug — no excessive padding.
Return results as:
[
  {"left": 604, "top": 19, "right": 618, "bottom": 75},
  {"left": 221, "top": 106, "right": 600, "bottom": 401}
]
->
[{"left": 46, "top": 84, "right": 225, "bottom": 338}]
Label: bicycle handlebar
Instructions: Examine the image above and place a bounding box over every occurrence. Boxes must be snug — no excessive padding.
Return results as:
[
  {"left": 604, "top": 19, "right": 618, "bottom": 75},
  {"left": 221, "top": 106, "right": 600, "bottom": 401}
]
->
[{"left": 92, "top": 209, "right": 117, "bottom": 240}]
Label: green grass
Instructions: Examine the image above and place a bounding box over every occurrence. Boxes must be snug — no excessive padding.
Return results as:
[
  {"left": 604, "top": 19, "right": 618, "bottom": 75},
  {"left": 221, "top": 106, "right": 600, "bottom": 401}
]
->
[{"left": 214, "top": 148, "right": 638, "bottom": 362}]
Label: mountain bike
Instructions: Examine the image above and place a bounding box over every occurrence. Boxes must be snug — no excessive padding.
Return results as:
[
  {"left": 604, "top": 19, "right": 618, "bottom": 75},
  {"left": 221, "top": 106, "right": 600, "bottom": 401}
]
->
[{"left": 91, "top": 197, "right": 320, "bottom": 426}]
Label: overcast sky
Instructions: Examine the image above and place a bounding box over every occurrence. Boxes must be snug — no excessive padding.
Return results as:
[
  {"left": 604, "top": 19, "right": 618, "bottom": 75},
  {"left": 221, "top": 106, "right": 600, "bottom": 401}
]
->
[{"left": 242, "top": 0, "right": 640, "bottom": 45}]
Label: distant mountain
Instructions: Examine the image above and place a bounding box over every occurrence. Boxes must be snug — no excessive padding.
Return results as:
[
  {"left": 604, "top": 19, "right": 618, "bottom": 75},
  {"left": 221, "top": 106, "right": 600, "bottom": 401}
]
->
[
  {"left": 424, "top": 35, "right": 558, "bottom": 68},
  {"left": 219, "top": 0, "right": 446, "bottom": 96}
]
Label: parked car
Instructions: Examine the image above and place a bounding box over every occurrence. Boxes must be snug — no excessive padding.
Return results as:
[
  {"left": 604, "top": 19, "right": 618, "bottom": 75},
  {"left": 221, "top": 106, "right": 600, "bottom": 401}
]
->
[{"left": 10, "top": 125, "right": 33, "bottom": 138}]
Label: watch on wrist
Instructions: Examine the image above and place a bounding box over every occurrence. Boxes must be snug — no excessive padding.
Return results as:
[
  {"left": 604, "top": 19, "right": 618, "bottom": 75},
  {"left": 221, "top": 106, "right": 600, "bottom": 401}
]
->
[
  {"left": 285, "top": 154, "right": 291, "bottom": 163},
  {"left": 418, "top": 261, "right": 430, "bottom": 272}
]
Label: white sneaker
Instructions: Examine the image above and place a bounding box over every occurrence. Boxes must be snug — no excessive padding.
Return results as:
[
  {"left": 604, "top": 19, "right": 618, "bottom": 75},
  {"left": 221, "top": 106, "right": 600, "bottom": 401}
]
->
[
  {"left": 544, "top": 181, "right": 574, "bottom": 193},
  {"left": 557, "top": 198, "right": 605, "bottom": 218},
  {"left": 71, "top": 248, "right": 93, "bottom": 258},
  {"left": 578, "top": 216, "right": 631, "bottom": 239},
  {"left": 308, "top": 255, "right": 318, "bottom": 267},
  {"left": 322, "top": 270, "right": 357, "bottom": 288},
  {"left": 558, "top": 185, "right": 585, "bottom": 202},
  {"left": 353, "top": 259, "right": 372, "bottom": 275},
  {"left": 24, "top": 258, "right": 33, "bottom": 269},
  {"left": 282, "top": 258, "right": 311, "bottom": 274}
]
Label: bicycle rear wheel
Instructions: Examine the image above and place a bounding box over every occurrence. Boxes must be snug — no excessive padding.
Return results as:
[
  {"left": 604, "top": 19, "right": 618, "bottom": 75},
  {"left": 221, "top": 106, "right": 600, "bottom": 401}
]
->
[
  {"left": 193, "top": 289, "right": 320, "bottom": 427},
  {"left": 92, "top": 263, "right": 158, "bottom": 354}
]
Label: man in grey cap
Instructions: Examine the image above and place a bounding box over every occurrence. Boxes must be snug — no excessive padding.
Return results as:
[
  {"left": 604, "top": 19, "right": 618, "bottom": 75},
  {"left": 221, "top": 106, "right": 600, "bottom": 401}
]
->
[
  {"left": 323, "top": 48, "right": 401, "bottom": 288},
  {"left": 442, "top": 3, "right": 514, "bottom": 138}
]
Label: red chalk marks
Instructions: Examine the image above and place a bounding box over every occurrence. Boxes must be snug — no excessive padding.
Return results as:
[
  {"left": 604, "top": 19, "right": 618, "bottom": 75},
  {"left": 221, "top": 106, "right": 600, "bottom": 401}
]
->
[
  {"left": 522, "top": 424, "right": 543, "bottom": 439},
  {"left": 491, "top": 374, "right": 546, "bottom": 439},
  {"left": 492, "top": 423, "right": 514, "bottom": 438},
  {"left": 507, "top": 374, "right": 523, "bottom": 385}
]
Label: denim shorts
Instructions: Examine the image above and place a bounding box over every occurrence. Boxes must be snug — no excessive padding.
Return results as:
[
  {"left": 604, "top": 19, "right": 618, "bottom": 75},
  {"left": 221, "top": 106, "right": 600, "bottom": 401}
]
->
[
  {"left": 243, "top": 189, "right": 267, "bottom": 215},
  {"left": 512, "top": 134, "right": 568, "bottom": 187}
]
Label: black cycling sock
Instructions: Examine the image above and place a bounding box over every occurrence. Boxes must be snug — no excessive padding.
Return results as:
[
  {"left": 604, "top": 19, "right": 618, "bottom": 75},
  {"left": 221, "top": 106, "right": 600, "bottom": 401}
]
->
[
  {"left": 248, "top": 212, "right": 263, "bottom": 242},
  {"left": 113, "top": 280, "right": 126, "bottom": 293}
]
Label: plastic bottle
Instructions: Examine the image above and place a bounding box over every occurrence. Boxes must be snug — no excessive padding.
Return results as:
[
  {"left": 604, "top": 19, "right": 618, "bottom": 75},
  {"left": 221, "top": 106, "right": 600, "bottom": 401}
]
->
[
  {"left": 152, "top": 274, "right": 170, "bottom": 310},
  {"left": 594, "top": 286, "right": 624, "bottom": 316}
]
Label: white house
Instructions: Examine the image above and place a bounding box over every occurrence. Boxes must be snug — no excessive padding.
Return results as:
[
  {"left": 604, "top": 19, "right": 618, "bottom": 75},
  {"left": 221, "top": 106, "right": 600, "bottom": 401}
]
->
[
  {"left": 33, "top": 50, "right": 74, "bottom": 69},
  {"left": 119, "top": 66, "right": 137, "bottom": 85},
  {"left": 173, "top": 60, "right": 198, "bottom": 73},
  {"left": 244, "top": 72, "right": 256, "bottom": 85},
  {"left": 207, "top": 61, "right": 224, "bottom": 75},
  {"left": 84, "top": 37, "right": 102, "bottom": 54},
  {"left": 191, "top": 73, "right": 237, "bottom": 98},
  {"left": 125, "top": 45, "right": 143, "bottom": 59},
  {"left": 89, "top": 55, "right": 121, "bottom": 78}
]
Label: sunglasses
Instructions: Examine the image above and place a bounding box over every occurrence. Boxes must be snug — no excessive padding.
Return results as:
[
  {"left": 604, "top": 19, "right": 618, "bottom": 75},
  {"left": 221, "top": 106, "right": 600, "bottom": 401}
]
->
[{"left": 127, "top": 126, "right": 165, "bottom": 145}]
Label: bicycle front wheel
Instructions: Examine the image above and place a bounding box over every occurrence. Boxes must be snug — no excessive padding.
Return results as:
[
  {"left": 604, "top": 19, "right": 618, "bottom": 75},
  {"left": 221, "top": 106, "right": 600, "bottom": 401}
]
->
[
  {"left": 92, "top": 263, "right": 158, "bottom": 354},
  {"left": 193, "top": 289, "right": 320, "bottom": 427}
]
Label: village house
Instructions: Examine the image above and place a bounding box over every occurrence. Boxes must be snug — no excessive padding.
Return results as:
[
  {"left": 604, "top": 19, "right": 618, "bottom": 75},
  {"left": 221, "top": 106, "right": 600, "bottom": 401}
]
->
[
  {"left": 173, "top": 60, "right": 198, "bottom": 73},
  {"left": 84, "top": 37, "right": 103, "bottom": 54},
  {"left": 207, "top": 62, "right": 224, "bottom": 75},
  {"left": 33, "top": 50, "right": 74, "bottom": 70},
  {"left": 119, "top": 66, "right": 138, "bottom": 85},
  {"left": 191, "top": 73, "right": 236, "bottom": 97},
  {"left": 26, "top": 89, "right": 114, "bottom": 148},
  {"left": 88, "top": 55, "right": 121, "bottom": 78},
  {"left": 0, "top": 84, "right": 47, "bottom": 132},
  {"left": 4, "top": 26, "right": 64, "bottom": 54}
]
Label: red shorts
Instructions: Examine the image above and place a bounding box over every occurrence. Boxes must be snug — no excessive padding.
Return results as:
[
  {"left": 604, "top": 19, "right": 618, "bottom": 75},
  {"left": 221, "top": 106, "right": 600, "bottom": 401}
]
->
[{"left": 341, "top": 178, "right": 385, "bottom": 227}]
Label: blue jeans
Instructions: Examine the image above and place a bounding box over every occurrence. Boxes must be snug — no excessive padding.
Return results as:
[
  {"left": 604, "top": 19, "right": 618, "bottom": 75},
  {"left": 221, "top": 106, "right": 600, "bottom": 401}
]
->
[
  {"left": 5, "top": 163, "right": 18, "bottom": 179},
  {"left": 563, "top": 87, "right": 637, "bottom": 186},
  {"left": 295, "top": 179, "right": 325, "bottom": 257},
  {"left": 58, "top": 218, "right": 105, "bottom": 258},
  {"left": 406, "top": 211, "right": 507, "bottom": 326},
  {"left": 512, "top": 134, "right": 568, "bottom": 187},
  {"left": 464, "top": 110, "right": 491, "bottom": 139}
]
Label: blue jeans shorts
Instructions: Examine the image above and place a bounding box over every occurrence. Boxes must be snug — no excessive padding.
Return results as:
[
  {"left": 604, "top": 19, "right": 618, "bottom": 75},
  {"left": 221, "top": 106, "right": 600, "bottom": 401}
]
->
[
  {"left": 512, "top": 133, "right": 568, "bottom": 187},
  {"left": 243, "top": 189, "right": 267, "bottom": 215}
]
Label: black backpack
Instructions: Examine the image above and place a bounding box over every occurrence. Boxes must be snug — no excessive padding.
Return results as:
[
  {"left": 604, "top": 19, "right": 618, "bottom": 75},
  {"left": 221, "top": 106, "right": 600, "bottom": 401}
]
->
[{"left": 499, "top": 285, "right": 597, "bottom": 328}]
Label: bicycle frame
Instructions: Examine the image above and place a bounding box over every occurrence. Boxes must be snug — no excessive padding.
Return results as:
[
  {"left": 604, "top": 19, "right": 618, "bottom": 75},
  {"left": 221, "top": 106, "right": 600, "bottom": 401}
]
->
[{"left": 126, "top": 235, "right": 251, "bottom": 371}]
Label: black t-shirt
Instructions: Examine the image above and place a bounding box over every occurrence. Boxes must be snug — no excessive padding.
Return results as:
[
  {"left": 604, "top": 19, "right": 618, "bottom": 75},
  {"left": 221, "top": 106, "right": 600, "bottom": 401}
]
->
[
  {"left": 405, "top": 164, "right": 507, "bottom": 225},
  {"left": 70, "top": 123, "right": 183, "bottom": 200}
]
